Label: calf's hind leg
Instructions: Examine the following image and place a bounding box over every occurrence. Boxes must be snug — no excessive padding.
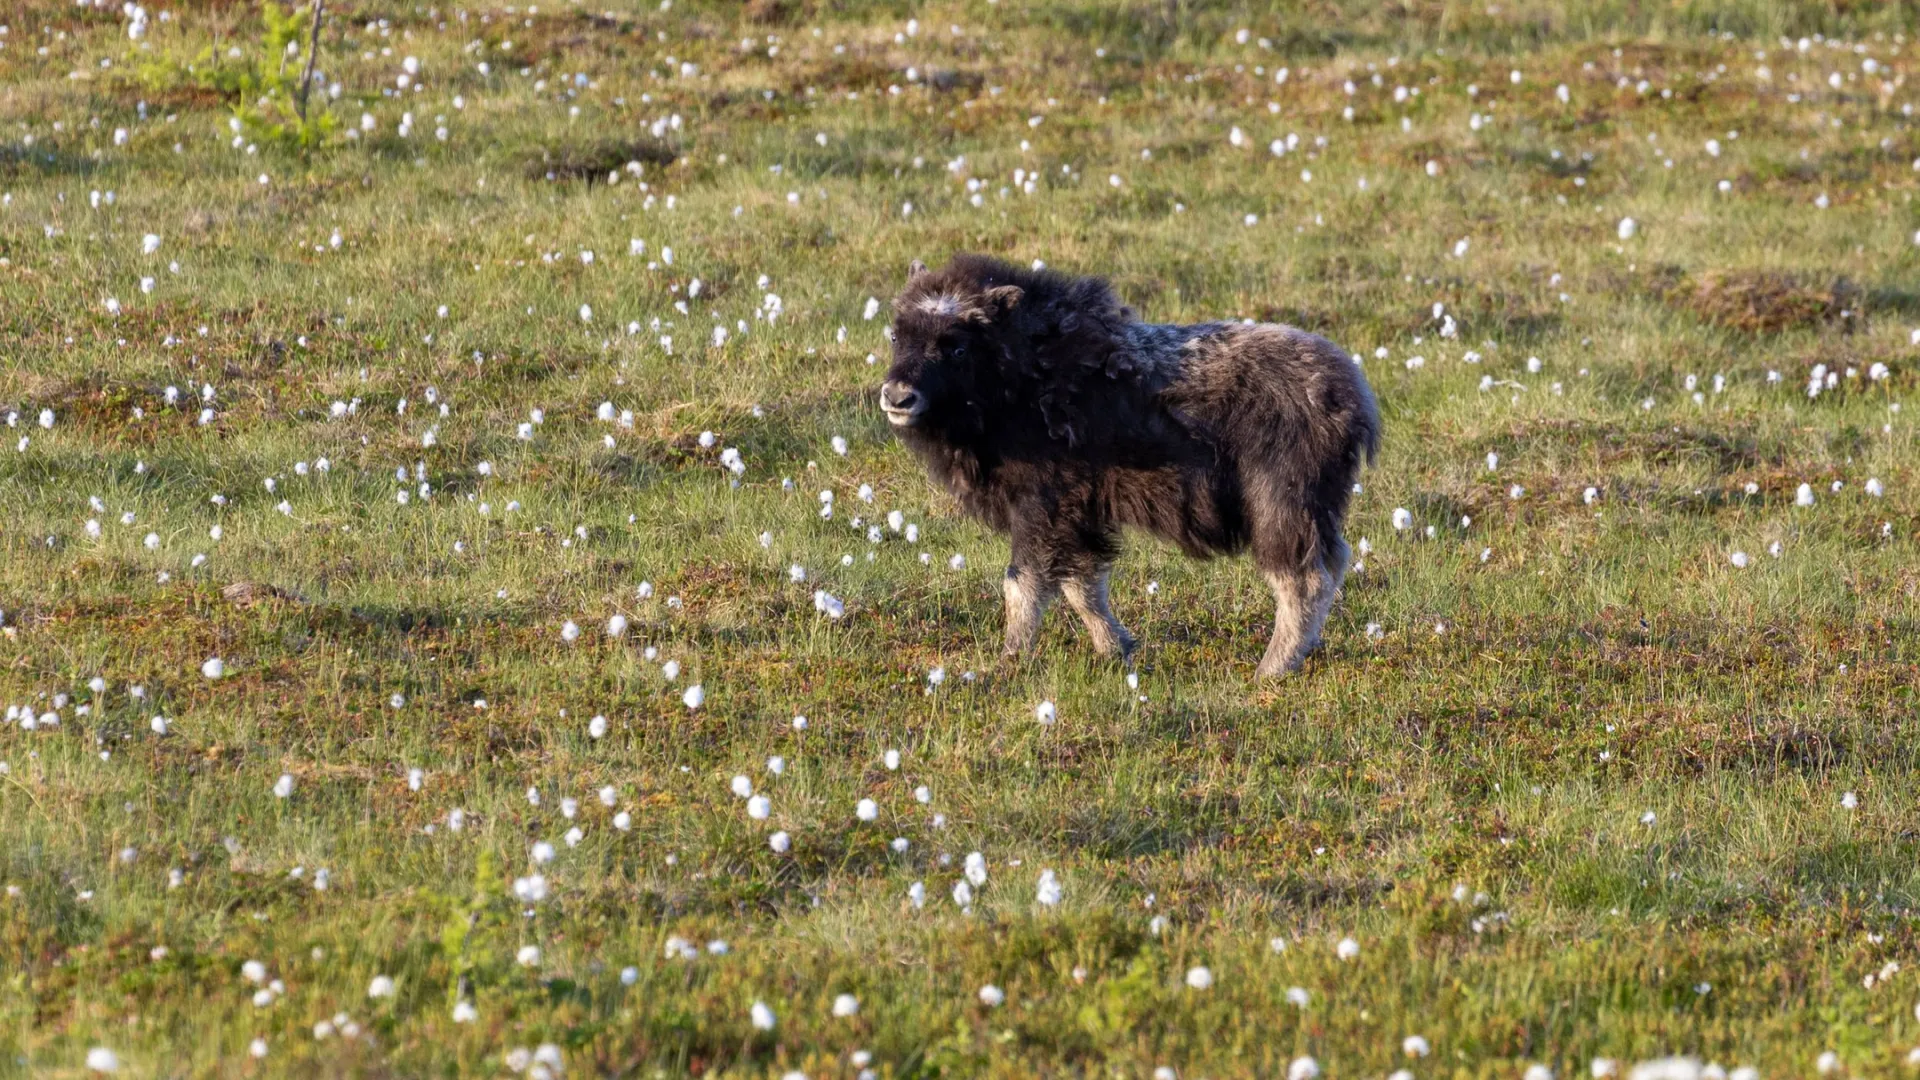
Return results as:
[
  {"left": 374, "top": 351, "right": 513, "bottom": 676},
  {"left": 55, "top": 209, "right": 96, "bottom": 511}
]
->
[
  {"left": 1253, "top": 539, "right": 1345, "bottom": 679},
  {"left": 1300, "top": 535, "right": 1351, "bottom": 655},
  {"left": 1061, "top": 564, "right": 1137, "bottom": 659}
]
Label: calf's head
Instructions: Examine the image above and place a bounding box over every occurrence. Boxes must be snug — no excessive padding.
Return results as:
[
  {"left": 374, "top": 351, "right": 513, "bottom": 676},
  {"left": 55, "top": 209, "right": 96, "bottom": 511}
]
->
[{"left": 880, "top": 258, "right": 1023, "bottom": 432}]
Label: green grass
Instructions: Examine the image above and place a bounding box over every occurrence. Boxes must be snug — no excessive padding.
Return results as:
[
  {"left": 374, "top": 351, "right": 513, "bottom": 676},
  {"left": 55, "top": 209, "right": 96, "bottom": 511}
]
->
[{"left": 2, "top": 0, "right": 1919, "bottom": 1075}]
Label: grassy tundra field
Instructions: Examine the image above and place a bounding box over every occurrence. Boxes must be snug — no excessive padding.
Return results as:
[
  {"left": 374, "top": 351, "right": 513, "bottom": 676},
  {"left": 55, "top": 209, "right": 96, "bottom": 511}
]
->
[{"left": 3, "top": 0, "right": 1920, "bottom": 1074}]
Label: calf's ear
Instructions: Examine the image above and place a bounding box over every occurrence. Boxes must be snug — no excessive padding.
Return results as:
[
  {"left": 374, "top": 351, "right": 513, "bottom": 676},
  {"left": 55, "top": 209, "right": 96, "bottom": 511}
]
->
[
  {"left": 907, "top": 259, "right": 929, "bottom": 281},
  {"left": 983, "top": 285, "right": 1023, "bottom": 315}
]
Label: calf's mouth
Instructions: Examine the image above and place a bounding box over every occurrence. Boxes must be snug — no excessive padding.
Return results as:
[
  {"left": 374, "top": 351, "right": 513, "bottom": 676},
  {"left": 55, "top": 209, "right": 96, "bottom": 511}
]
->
[{"left": 879, "top": 381, "right": 926, "bottom": 426}]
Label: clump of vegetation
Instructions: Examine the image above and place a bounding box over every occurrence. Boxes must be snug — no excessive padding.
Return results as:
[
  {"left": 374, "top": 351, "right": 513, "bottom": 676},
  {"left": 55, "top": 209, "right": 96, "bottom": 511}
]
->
[
  {"left": 130, "top": 1, "right": 337, "bottom": 152},
  {"left": 1649, "top": 266, "right": 1862, "bottom": 333},
  {"left": 525, "top": 138, "right": 677, "bottom": 184}
]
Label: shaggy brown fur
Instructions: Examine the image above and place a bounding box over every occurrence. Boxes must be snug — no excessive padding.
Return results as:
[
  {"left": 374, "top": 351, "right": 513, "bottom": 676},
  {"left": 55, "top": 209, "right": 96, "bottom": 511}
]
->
[{"left": 881, "top": 255, "right": 1381, "bottom": 677}]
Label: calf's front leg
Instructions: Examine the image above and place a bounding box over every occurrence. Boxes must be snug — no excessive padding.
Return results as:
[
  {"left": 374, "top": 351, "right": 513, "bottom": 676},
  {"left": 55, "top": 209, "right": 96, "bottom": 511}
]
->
[
  {"left": 1061, "top": 565, "right": 1136, "bottom": 659},
  {"left": 1001, "top": 565, "right": 1059, "bottom": 657}
]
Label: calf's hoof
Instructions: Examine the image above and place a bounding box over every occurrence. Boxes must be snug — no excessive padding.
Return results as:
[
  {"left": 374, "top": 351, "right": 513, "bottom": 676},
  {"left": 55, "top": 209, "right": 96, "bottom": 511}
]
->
[{"left": 1254, "top": 654, "right": 1305, "bottom": 679}]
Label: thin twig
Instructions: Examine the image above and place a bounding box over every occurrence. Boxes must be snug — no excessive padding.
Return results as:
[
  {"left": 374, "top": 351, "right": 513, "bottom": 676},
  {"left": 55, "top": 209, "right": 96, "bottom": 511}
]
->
[{"left": 295, "top": 0, "right": 325, "bottom": 121}]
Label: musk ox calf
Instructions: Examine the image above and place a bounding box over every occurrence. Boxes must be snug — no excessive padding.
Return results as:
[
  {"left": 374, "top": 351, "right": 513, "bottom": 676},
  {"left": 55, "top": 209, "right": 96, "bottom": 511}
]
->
[{"left": 880, "top": 255, "right": 1380, "bottom": 677}]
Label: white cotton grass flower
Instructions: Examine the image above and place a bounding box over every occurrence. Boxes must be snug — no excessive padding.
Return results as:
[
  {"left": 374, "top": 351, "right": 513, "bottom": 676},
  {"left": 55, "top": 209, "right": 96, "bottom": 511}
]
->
[
  {"left": 1617, "top": 217, "right": 1638, "bottom": 240},
  {"left": 750, "top": 1001, "right": 776, "bottom": 1030},
  {"left": 856, "top": 798, "right": 879, "bottom": 822},
  {"left": 517, "top": 944, "right": 541, "bottom": 967},
  {"left": 1729, "top": 551, "right": 1749, "bottom": 569},
  {"left": 832, "top": 993, "right": 860, "bottom": 1017},
  {"left": 1841, "top": 791, "right": 1858, "bottom": 809},
  {"left": 1592, "top": 1059, "right": 1619, "bottom": 1078},
  {"left": 769, "top": 830, "right": 790, "bottom": 852},
  {"left": 1624, "top": 1059, "right": 1701, "bottom": 1080},
  {"left": 1524, "top": 1066, "right": 1554, "bottom": 1080},
  {"left": 682, "top": 684, "right": 704, "bottom": 709},
  {"left": 86, "top": 1048, "right": 120, "bottom": 1074},
  {"left": 272, "top": 774, "right": 294, "bottom": 799},
  {"left": 1035, "top": 869, "right": 1062, "bottom": 906},
  {"left": 1335, "top": 936, "right": 1359, "bottom": 960},
  {"left": 452, "top": 1001, "right": 478, "bottom": 1023},
  {"left": 588, "top": 715, "right": 608, "bottom": 739},
  {"left": 748, "top": 795, "right": 771, "bottom": 820},
  {"left": 1285, "top": 986, "right": 1310, "bottom": 1007},
  {"left": 1391, "top": 507, "right": 1412, "bottom": 531},
  {"left": 1287, "top": 1057, "right": 1320, "bottom": 1080},
  {"left": 367, "top": 975, "right": 396, "bottom": 999},
  {"left": 965, "top": 851, "right": 989, "bottom": 887},
  {"left": 977, "top": 984, "right": 1005, "bottom": 1006},
  {"left": 1184, "top": 966, "right": 1214, "bottom": 990},
  {"left": 1035, "top": 700, "right": 1056, "bottom": 725},
  {"left": 1796, "top": 483, "right": 1816, "bottom": 507},
  {"left": 1816, "top": 1054, "right": 1840, "bottom": 1077},
  {"left": 1403, "top": 1035, "right": 1432, "bottom": 1057},
  {"left": 201, "top": 657, "right": 225, "bottom": 679}
]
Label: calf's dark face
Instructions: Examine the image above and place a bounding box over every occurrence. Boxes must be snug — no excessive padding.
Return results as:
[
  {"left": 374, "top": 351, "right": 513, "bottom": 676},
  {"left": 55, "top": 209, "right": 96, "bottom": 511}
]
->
[
  {"left": 881, "top": 266, "right": 1024, "bottom": 432},
  {"left": 881, "top": 313, "right": 980, "bottom": 431}
]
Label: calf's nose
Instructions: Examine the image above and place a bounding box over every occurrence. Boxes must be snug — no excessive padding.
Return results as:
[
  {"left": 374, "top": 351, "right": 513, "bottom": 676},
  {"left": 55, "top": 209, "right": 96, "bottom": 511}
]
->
[{"left": 881, "top": 382, "right": 920, "bottom": 411}]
